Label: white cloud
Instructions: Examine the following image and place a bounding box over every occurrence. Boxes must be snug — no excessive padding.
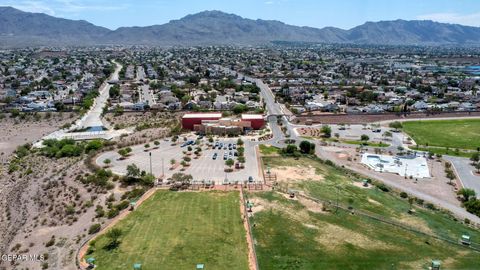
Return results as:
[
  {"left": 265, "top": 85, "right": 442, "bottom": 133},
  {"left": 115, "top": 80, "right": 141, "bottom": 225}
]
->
[
  {"left": 0, "top": 0, "right": 128, "bottom": 15},
  {"left": 0, "top": 0, "right": 56, "bottom": 15},
  {"left": 416, "top": 12, "right": 480, "bottom": 27}
]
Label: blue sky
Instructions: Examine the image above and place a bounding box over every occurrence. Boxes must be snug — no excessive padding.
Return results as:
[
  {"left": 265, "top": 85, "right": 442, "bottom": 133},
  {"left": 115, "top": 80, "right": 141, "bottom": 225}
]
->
[{"left": 1, "top": 0, "right": 480, "bottom": 30}]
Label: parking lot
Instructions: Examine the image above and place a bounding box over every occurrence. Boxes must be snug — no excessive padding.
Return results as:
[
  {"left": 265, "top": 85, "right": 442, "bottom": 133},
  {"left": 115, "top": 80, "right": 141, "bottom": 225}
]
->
[{"left": 96, "top": 135, "right": 261, "bottom": 183}]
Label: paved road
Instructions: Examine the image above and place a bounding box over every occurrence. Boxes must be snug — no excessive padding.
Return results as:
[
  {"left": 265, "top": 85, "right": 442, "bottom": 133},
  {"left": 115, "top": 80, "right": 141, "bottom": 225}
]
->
[
  {"left": 139, "top": 84, "right": 156, "bottom": 106},
  {"left": 80, "top": 62, "right": 122, "bottom": 129},
  {"left": 136, "top": 65, "right": 146, "bottom": 82},
  {"left": 445, "top": 156, "right": 480, "bottom": 198}
]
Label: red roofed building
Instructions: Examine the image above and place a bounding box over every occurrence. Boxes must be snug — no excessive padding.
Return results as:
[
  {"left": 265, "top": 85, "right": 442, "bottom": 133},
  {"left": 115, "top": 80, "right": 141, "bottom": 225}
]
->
[
  {"left": 241, "top": 114, "right": 265, "bottom": 130},
  {"left": 181, "top": 113, "right": 222, "bottom": 130}
]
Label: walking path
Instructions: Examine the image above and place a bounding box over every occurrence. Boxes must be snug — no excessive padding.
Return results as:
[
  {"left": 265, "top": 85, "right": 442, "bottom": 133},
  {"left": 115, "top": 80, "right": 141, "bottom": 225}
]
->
[{"left": 239, "top": 186, "right": 259, "bottom": 270}]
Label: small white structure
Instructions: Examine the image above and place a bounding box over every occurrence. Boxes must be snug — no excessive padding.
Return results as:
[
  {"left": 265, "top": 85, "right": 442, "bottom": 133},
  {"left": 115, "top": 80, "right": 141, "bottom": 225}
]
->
[{"left": 361, "top": 153, "right": 430, "bottom": 178}]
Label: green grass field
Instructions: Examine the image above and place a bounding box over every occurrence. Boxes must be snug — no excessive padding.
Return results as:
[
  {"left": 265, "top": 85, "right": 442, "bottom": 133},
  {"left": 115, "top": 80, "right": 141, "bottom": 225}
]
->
[
  {"left": 252, "top": 155, "right": 480, "bottom": 270},
  {"left": 403, "top": 119, "right": 480, "bottom": 150},
  {"left": 86, "top": 191, "right": 249, "bottom": 270}
]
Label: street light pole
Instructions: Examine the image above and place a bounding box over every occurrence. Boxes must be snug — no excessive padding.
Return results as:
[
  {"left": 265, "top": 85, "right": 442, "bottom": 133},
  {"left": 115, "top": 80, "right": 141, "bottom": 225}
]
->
[
  {"left": 162, "top": 158, "right": 165, "bottom": 178},
  {"left": 149, "top": 152, "right": 152, "bottom": 175}
]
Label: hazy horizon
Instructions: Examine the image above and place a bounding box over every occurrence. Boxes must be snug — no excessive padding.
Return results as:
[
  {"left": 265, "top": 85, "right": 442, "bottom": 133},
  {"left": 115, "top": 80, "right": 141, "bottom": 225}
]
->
[{"left": 1, "top": 0, "right": 480, "bottom": 30}]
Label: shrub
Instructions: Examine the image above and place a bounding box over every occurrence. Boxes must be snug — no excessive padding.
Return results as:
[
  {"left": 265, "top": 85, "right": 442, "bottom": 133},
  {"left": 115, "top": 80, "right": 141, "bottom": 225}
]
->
[
  {"left": 45, "top": 236, "right": 55, "bottom": 247},
  {"left": 400, "top": 192, "right": 408, "bottom": 198},
  {"left": 88, "top": 224, "right": 101, "bottom": 234},
  {"left": 107, "top": 208, "right": 119, "bottom": 219},
  {"left": 425, "top": 203, "right": 436, "bottom": 210},
  {"left": 376, "top": 183, "right": 390, "bottom": 192},
  {"left": 85, "top": 140, "right": 104, "bottom": 152},
  {"left": 115, "top": 200, "right": 130, "bottom": 211}
]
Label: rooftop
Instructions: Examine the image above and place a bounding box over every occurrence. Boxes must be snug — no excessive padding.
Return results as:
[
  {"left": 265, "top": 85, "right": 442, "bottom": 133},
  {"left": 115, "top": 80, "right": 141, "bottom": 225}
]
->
[
  {"left": 241, "top": 114, "right": 264, "bottom": 120},
  {"left": 182, "top": 113, "right": 222, "bottom": 119}
]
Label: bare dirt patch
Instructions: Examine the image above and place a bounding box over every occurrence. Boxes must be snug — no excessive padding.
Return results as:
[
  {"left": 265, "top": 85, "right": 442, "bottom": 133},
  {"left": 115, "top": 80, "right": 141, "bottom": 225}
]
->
[
  {"left": 272, "top": 165, "right": 324, "bottom": 183},
  {"left": 297, "top": 196, "right": 326, "bottom": 214},
  {"left": 303, "top": 223, "right": 319, "bottom": 230},
  {"left": 367, "top": 198, "right": 382, "bottom": 205},
  {"left": 394, "top": 213, "right": 434, "bottom": 235},
  {"left": 353, "top": 181, "right": 373, "bottom": 189},
  {"left": 249, "top": 197, "right": 311, "bottom": 222},
  {"left": 0, "top": 112, "right": 78, "bottom": 157},
  {"left": 316, "top": 223, "right": 396, "bottom": 252}
]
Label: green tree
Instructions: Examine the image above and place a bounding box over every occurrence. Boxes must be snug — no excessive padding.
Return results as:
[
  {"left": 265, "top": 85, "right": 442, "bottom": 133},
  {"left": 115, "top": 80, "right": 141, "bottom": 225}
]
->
[
  {"left": 389, "top": 121, "right": 403, "bottom": 130},
  {"left": 237, "top": 138, "right": 244, "bottom": 146},
  {"left": 103, "top": 159, "right": 111, "bottom": 166},
  {"left": 299, "top": 141, "right": 315, "bottom": 154},
  {"left": 458, "top": 188, "right": 476, "bottom": 202},
  {"left": 105, "top": 228, "right": 122, "bottom": 250},
  {"left": 126, "top": 164, "right": 141, "bottom": 179},
  {"left": 226, "top": 158, "right": 235, "bottom": 168},
  {"left": 321, "top": 125, "right": 332, "bottom": 138},
  {"left": 360, "top": 134, "right": 370, "bottom": 143},
  {"left": 233, "top": 104, "right": 248, "bottom": 114},
  {"left": 470, "top": 152, "right": 480, "bottom": 164},
  {"left": 140, "top": 173, "right": 155, "bottom": 186}
]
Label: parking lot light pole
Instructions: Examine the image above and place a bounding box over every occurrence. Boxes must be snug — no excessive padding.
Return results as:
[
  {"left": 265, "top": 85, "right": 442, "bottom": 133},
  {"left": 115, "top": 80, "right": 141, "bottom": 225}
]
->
[
  {"left": 149, "top": 152, "right": 152, "bottom": 175},
  {"left": 162, "top": 158, "right": 165, "bottom": 178}
]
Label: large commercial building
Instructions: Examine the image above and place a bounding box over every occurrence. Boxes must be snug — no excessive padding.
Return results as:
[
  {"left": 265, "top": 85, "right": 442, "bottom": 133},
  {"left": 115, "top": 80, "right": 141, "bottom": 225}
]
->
[
  {"left": 181, "top": 113, "right": 265, "bottom": 135},
  {"left": 241, "top": 114, "right": 265, "bottom": 130},
  {"left": 181, "top": 113, "right": 222, "bottom": 130}
]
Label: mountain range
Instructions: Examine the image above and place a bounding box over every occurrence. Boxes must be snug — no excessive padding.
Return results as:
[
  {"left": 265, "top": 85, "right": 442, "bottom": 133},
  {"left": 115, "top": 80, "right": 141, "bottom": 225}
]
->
[{"left": 1, "top": 6, "right": 480, "bottom": 47}]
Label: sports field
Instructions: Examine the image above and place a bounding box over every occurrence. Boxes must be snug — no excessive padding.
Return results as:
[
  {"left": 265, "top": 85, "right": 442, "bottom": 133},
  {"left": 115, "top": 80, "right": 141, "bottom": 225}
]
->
[
  {"left": 250, "top": 155, "right": 480, "bottom": 270},
  {"left": 86, "top": 191, "right": 249, "bottom": 270},
  {"left": 403, "top": 119, "right": 480, "bottom": 150}
]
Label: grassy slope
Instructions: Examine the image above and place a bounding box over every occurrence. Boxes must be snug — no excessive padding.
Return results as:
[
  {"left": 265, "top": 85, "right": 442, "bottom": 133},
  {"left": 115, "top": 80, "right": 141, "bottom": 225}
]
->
[
  {"left": 403, "top": 119, "right": 480, "bottom": 150},
  {"left": 252, "top": 156, "right": 480, "bottom": 270},
  {"left": 87, "top": 191, "right": 249, "bottom": 270}
]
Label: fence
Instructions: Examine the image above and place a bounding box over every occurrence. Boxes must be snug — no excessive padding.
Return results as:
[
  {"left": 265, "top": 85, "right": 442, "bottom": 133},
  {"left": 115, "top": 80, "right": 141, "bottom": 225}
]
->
[
  {"left": 240, "top": 185, "right": 260, "bottom": 270},
  {"left": 273, "top": 185, "right": 480, "bottom": 252}
]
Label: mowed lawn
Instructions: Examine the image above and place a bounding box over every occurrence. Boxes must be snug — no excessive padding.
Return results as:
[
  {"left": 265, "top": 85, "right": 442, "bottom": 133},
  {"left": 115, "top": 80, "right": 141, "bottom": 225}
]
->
[
  {"left": 87, "top": 191, "right": 249, "bottom": 270},
  {"left": 403, "top": 119, "right": 480, "bottom": 150}
]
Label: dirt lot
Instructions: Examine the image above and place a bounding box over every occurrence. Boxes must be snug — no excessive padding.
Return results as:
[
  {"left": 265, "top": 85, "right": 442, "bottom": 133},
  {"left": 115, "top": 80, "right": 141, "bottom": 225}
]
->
[
  {"left": 0, "top": 112, "right": 78, "bottom": 158},
  {"left": 104, "top": 111, "right": 181, "bottom": 131},
  {"left": 271, "top": 165, "right": 324, "bottom": 183}
]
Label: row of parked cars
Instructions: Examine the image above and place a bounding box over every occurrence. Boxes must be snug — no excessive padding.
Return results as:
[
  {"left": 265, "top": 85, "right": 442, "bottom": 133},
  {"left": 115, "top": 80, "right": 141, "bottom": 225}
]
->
[
  {"left": 212, "top": 150, "right": 238, "bottom": 160},
  {"left": 180, "top": 140, "right": 195, "bottom": 147},
  {"left": 213, "top": 141, "right": 237, "bottom": 150}
]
